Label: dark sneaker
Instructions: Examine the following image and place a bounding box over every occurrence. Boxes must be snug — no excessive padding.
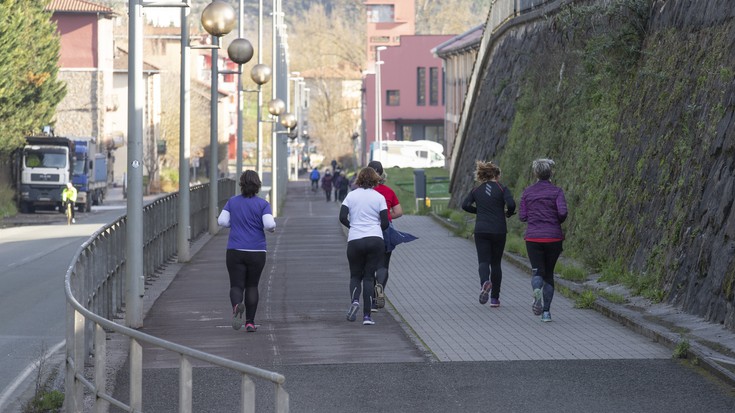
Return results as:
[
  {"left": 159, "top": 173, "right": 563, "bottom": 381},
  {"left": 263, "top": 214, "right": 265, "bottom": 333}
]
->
[
  {"left": 489, "top": 298, "right": 500, "bottom": 307},
  {"left": 371, "top": 302, "right": 378, "bottom": 313},
  {"left": 532, "top": 288, "right": 543, "bottom": 315},
  {"left": 232, "top": 303, "right": 244, "bottom": 330},
  {"left": 245, "top": 323, "right": 257, "bottom": 332},
  {"left": 363, "top": 315, "right": 375, "bottom": 325},
  {"left": 346, "top": 301, "right": 360, "bottom": 322},
  {"left": 374, "top": 283, "right": 385, "bottom": 308},
  {"left": 541, "top": 311, "right": 552, "bottom": 322},
  {"left": 479, "top": 281, "right": 492, "bottom": 305}
]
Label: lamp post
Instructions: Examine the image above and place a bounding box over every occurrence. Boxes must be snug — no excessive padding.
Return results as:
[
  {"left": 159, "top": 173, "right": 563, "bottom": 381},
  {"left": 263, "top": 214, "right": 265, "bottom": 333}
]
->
[
  {"left": 288, "top": 74, "right": 303, "bottom": 181},
  {"left": 125, "top": 0, "right": 144, "bottom": 331},
  {"left": 270, "top": 0, "right": 290, "bottom": 217},
  {"left": 227, "top": 37, "right": 255, "bottom": 177},
  {"left": 375, "top": 46, "right": 387, "bottom": 161},
  {"left": 178, "top": 4, "right": 192, "bottom": 264},
  {"left": 268, "top": 97, "right": 286, "bottom": 213},
  {"left": 251, "top": 64, "right": 272, "bottom": 178},
  {"left": 201, "top": 0, "right": 236, "bottom": 235},
  {"left": 222, "top": 0, "right": 261, "bottom": 179}
]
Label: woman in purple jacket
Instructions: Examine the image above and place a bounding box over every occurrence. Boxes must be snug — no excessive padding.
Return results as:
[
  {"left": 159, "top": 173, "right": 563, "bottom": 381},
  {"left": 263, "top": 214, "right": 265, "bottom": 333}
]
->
[
  {"left": 519, "top": 159, "right": 568, "bottom": 322},
  {"left": 218, "top": 170, "right": 276, "bottom": 332}
]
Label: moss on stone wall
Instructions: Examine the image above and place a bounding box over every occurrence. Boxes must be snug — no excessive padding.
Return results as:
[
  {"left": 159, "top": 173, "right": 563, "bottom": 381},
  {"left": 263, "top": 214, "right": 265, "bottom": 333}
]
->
[{"left": 455, "top": 0, "right": 735, "bottom": 326}]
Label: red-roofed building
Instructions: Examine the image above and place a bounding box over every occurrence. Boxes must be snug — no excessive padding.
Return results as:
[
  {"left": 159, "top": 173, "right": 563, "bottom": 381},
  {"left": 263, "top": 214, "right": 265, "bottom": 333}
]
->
[
  {"left": 46, "top": 0, "right": 116, "bottom": 139},
  {"left": 47, "top": 0, "right": 164, "bottom": 189}
]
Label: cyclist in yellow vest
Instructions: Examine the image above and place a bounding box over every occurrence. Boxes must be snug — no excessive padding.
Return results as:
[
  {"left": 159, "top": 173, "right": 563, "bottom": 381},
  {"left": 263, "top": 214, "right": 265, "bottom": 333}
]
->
[{"left": 62, "top": 182, "right": 78, "bottom": 223}]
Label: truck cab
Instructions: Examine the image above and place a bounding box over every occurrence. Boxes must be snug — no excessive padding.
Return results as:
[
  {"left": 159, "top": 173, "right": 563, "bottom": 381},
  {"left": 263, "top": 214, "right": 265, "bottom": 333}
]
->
[
  {"left": 72, "top": 138, "right": 108, "bottom": 212},
  {"left": 13, "top": 136, "right": 74, "bottom": 213}
]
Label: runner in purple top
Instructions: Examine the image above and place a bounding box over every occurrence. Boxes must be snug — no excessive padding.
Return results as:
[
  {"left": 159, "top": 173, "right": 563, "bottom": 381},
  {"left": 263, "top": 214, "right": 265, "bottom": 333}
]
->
[
  {"left": 519, "top": 159, "right": 568, "bottom": 322},
  {"left": 218, "top": 170, "right": 276, "bottom": 332}
]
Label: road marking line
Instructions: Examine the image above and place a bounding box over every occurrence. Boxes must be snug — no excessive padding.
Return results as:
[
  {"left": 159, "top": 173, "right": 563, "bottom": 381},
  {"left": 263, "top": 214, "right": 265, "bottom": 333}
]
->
[{"left": 0, "top": 340, "right": 65, "bottom": 411}]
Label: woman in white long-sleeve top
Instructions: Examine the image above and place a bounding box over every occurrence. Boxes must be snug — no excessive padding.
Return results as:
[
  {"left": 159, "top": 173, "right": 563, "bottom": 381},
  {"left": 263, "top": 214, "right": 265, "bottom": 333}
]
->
[
  {"left": 339, "top": 167, "right": 389, "bottom": 325},
  {"left": 218, "top": 170, "right": 276, "bottom": 332}
]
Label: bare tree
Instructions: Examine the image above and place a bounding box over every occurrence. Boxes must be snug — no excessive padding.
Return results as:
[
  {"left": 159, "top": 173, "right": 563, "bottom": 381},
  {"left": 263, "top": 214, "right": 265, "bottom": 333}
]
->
[
  {"left": 416, "top": 0, "right": 489, "bottom": 34},
  {"left": 288, "top": 3, "right": 365, "bottom": 168}
]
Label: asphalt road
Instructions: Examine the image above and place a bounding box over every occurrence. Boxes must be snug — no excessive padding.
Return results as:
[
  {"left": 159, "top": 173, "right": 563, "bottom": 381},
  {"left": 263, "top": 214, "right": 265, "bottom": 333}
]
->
[
  {"left": 112, "top": 360, "right": 735, "bottom": 412},
  {"left": 0, "top": 192, "right": 127, "bottom": 412}
]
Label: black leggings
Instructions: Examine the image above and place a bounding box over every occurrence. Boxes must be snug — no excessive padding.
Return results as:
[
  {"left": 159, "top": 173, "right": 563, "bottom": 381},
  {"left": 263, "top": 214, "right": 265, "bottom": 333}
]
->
[
  {"left": 375, "top": 251, "right": 392, "bottom": 287},
  {"left": 474, "top": 232, "right": 506, "bottom": 299},
  {"left": 226, "top": 250, "right": 266, "bottom": 324},
  {"left": 346, "top": 236, "right": 384, "bottom": 316},
  {"left": 526, "top": 241, "right": 563, "bottom": 311}
]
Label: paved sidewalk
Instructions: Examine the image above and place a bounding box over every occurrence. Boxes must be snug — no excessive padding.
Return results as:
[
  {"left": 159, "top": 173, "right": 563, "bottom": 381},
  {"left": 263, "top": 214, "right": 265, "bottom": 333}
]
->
[
  {"left": 387, "top": 215, "right": 667, "bottom": 361},
  {"left": 107, "top": 179, "right": 735, "bottom": 412}
]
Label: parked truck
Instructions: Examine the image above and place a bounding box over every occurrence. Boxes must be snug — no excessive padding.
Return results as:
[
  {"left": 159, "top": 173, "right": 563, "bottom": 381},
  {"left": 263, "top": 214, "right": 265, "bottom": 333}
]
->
[
  {"left": 71, "top": 137, "right": 108, "bottom": 212},
  {"left": 11, "top": 136, "right": 75, "bottom": 213}
]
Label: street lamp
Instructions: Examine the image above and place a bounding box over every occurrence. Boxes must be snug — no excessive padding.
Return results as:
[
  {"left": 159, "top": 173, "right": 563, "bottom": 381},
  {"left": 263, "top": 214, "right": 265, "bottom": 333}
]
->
[
  {"left": 268, "top": 98, "right": 286, "bottom": 118},
  {"left": 279, "top": 112, "right": 297, "bottom": 130},
  {"left": 288, "top": 74, "right": 304, "bottom": 181},
  {"left": 227, "top": 38, "right": 254, "bottom": 177},
  {"left": 201, "top": 0, "right": 236, "bottom": 235},
  {"left": 375, "top": 46, "right": 387, "bottom": 161},
  {"left": 251, "top": 63, "right": 272, "bottom": 178}
]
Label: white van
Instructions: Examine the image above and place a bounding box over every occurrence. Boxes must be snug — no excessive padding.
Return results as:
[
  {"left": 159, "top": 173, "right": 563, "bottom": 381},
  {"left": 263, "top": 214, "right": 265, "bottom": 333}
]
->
[{"left": 370, "top": 140, "right": 445, "bottom": 168}]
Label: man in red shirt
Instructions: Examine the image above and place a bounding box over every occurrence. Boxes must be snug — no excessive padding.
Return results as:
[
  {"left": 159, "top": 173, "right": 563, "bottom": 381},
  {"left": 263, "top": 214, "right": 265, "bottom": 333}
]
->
[{"left": 366, "top": 161, "right": 403, "bottom": 310}]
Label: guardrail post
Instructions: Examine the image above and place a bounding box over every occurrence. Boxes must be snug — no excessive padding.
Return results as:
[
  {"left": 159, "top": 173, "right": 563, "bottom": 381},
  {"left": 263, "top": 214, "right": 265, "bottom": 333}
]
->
[
  {"left": 94, "top": 324, "right": 108, "bottom": 413},
  {"left": 65, "top": 303, "right": 83, "bottom": 412},
  {"left": 275, "top": 384, "right": 289, "bottom": 413},
  {"left": 130, "top": 338, "right": 142, "bottom": 411},
  {"left": 179, "top": 355, "right": 192, "bottom": 413},
  {"left": 241, "top": 375, "right": 255, "bottom": 413}
]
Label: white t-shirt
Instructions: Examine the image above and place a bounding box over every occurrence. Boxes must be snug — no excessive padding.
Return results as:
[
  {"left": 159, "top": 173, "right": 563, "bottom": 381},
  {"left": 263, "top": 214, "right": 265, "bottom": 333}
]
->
[{"left": 342, "top": 188, "right": 387, "bottom": 242}]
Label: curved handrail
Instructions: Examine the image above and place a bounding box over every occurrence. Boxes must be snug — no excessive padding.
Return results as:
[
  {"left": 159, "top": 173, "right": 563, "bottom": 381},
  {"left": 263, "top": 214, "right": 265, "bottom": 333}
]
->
[{"left": 63, "top": 180, "right": 289, "bottom": 412}]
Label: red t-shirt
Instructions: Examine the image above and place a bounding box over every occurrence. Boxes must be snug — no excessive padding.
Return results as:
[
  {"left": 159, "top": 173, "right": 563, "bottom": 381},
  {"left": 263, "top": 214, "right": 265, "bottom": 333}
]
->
[{"left": 374, "top": 184, "right": 400, "bottom": 221}]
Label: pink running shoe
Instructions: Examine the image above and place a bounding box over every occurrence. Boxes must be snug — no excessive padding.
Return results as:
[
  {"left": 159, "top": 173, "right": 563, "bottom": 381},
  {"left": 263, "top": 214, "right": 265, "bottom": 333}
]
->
[{"left": 479, "top": 281, "right": 492, "bottom": 305}]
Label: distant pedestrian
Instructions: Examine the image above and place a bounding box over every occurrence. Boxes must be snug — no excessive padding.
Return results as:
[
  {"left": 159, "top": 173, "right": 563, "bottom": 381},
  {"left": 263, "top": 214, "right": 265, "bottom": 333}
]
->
[
  {"left": 335, "top": 171, "right": 349, "bottom": 202},
  {"left": 367, "top": 160, "right": 403, "bottom": 311},
  {"left": 333, "top": 166, "right": 342, "bottom": 200},
  {"left": 218, "top": 170, "right": 276, "bottom": 332},
  {"left": 461, "top": 161, "right": 515, "bottom": 308},
  {"left": 519, "top": 158, "right": 567, "bottom": 322},
  {"left": 339, "top": 167, "right": 389, "bottom": 325},
  {"left": 321, "top": 170, "right": 333, "bottom": 201},
  {"left": 332, "top": 171, "right": 343, "bottom": 202},
  {"left": 310, "top": 167, "right": 320, "bottom": 191}
]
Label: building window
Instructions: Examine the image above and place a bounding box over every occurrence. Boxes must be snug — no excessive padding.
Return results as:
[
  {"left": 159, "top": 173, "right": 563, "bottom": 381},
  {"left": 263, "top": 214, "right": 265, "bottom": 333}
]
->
[
  {"left": 402, "top": 125, "right": 413, "bottom": 141},
  {"left": 425, "top": 125, "right": 444, "bottom": 145},
  {"left": 430, "top": 67, "right": 439, "bottom": 106},
  {"left": 417, "top": 67, "right": 426, "bottom": 106},
  {"left": 386, "top": 90, "right": 400, "bottom": 106},
  {"left": 367, "top": 5, "right": 394, "bottom": 23},
  {"left": 442, "top": 69, "right": 446, "bottom": 106}
]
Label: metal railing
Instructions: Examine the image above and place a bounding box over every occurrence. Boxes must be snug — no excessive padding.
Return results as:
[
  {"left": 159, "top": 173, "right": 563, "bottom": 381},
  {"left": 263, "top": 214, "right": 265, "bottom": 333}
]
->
[{"left": 64, "top": 180, "right": 289, "bottom": 412}]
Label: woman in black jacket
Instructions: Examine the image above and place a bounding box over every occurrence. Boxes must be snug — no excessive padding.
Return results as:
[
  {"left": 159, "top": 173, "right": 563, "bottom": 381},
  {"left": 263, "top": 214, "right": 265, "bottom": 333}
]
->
[{"left": 462, "top": 161, "right": 516, "bottom": 307}]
